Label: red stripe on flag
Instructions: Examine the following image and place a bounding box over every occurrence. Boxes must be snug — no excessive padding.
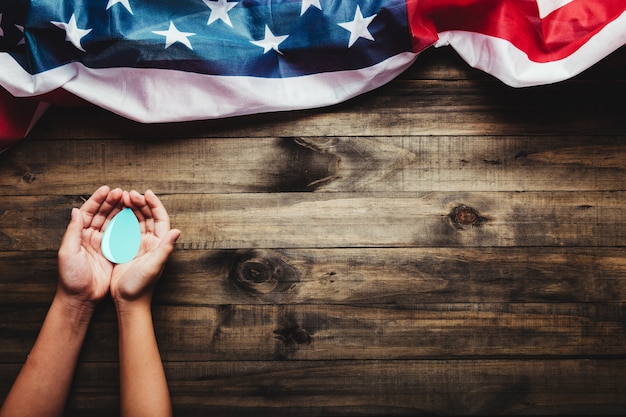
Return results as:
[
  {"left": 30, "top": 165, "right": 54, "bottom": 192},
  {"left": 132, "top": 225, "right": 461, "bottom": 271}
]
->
[
  {"left": 405, "top": 0, "right": 440, "bottom": 53},
  {"left": 0, "top": 87, "right": 85, "bottom": 153},
  {"left": 0, "top": 87, "right": 40, "bottom": 152},
  {"left": 410, "top": 0, "right": 625, "bottom": 63},
  {"left": 538, "top": 1, "right": 624, "bottom": 61}
]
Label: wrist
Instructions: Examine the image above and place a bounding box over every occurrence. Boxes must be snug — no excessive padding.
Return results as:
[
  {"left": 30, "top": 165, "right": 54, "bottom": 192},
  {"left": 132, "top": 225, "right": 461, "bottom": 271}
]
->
[
  {"left": 51, "top": 290, "right": 97, "bottom": 328},
  {"left": 115, "top": 301, "right": 154, "bottom": 335},
  {"left": 114, "top": 297, "right": 152, "bottom": 318}
]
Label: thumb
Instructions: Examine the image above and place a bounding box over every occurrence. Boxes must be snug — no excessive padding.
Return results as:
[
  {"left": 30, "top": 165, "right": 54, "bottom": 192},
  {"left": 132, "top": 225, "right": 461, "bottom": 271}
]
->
[
  {"left": 143, "top": 229, "right": 180, "bottom": 280},
  {"left": 162, "top": 229, "right": 181, "bottom": 254},
  {"left": 153, "top": 229, "right": 181, "bottom": 264},
  {"left": 59, "top": 208, "right": 84, "bottom": 256}
]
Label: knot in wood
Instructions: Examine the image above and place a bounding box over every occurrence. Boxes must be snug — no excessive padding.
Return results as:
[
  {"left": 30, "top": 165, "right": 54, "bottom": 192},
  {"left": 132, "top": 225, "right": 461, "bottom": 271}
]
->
[
  {"left": 22, "top": 172, "right": 36, "bottom": 183},
  {"left": 233, "top": 258, "right": 279, "bottom": 294},
  {"left": 275, "top": 325, "right": 311, "bottom": 346},
  {"left": 229, "top": 250, "right": 300, "bottom": 295},
  {"left": 451, "top": 205, "right": 486, "bottom": 228}
]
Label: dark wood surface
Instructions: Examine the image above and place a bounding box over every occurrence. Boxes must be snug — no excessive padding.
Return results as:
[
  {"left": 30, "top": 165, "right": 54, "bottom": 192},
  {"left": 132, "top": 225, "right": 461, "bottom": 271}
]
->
[{"left": 1, "top": 45, "right": 625, "bottom": 416}]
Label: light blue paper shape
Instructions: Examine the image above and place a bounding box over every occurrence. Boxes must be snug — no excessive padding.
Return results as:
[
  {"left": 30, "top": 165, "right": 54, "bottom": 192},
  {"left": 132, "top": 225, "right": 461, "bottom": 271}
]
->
[{"left": 101, "top": 208, "right": 141, "bottom": 264}]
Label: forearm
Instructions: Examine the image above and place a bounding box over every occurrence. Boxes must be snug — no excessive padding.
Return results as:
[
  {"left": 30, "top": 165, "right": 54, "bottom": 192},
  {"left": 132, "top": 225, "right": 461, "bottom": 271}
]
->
[
  {"left": 117, "top": 304, "right": 172, "bottom": 417},
  {"left": 0, "top": 292, "right": 93, "bottom": 417}
]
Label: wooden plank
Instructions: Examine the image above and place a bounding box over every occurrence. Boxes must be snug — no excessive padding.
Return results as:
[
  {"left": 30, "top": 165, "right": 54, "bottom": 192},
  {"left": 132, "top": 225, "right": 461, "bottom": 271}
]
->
[
  {"left": 3, "top": 302, "right": 625, "bottom": 362},
  {"left": 0, "top": 40, "right": 623, "bottom": 417},
  {"left": 22, "top": 74, "right": 626, "bottom": 140},
  {"left": 158, "top": 359, "right": 626, "bottom": 415},
  {"left": 2, "top": 248, "right": 625, "bottom": 306},
  {"left": 396, "top": 47, "right": 493, "bottom": 81},
  {"left": 2, "top": 136, "right": 626, "bottom": 195},
  {"left": 2, "top": 360, "right": 625, "bottom": 416},
  {"left": 2, "top": 192, "right": 626, "bottom": 250}
]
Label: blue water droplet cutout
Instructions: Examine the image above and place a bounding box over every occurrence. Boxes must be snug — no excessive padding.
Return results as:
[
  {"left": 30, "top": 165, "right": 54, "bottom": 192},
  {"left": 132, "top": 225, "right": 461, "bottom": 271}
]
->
[{"left": 101, "top": 208, "right": 141, "bottom": 264}]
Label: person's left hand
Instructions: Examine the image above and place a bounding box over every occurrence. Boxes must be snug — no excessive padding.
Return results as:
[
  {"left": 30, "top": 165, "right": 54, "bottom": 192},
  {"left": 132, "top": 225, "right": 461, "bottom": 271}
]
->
[
  {"left": 57, "top": 185, "right": 124, "bottom": 311},
  {"left": 110, "top": 189, "right": 181, "bottom": 311}
]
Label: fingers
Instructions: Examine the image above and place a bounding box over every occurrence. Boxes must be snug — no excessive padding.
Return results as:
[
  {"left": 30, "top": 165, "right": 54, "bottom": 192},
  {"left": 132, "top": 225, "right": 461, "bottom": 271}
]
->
[
  {"left": 125, "top": 190, "right": 151, "bottom": 234},
  {"left": 125, "top": 189, "right": 171, "bottom": 237},
  {"left": 145, "top": 190, "right": 172, "bottom": 237},
  {"left": 58, "top": 207, "right": 84, "bottom": 258},
  {"left": 78, "top": 185, "right": 109, "bottom": 225},
  {"left": 79, "top": 185, "right": 110, "bottom": 211},
  {"left": 80, "top": 187, "right": 173, "bottom": 234},
  {"left": 144, "top": 190, "right": 170, "bottom": 223},
  {"left": 81, "top": 186, "right": 124, "bottom": 231},
  {"left": 93, "top": 188, "right": 175, "bottom": 242}
]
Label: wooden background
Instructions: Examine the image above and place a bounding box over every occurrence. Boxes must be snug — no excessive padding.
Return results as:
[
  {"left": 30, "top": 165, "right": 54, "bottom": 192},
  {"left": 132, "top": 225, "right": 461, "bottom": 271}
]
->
[{"left": 1, "top": 45, "right": 625, "bottom": 416}]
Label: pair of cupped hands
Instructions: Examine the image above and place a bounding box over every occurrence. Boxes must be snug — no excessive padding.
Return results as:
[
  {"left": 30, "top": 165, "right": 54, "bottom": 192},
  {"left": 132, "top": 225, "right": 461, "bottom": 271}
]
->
[{"left": 57, "top": 186, "right": 181, "bottom": 315}]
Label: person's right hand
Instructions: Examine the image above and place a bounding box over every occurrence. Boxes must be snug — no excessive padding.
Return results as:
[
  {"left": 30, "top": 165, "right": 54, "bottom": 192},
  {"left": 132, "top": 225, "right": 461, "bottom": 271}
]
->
[{"left": 57, "top": 185, "right": 125, "bottom": 313}]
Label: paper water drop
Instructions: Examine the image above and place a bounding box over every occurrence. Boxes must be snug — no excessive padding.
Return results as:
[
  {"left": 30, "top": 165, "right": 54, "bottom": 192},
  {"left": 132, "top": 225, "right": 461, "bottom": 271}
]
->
[{"left": 101, "top": 208, "right": 141, "bottom": 264}]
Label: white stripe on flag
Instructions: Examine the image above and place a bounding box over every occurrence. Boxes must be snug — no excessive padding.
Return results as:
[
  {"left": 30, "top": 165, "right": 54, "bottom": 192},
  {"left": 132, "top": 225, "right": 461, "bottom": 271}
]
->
[
  {"left": 0, "top": 52, "right": 418, "bottom": 123},
  {"left": 536, "top": 0, "right": 576, "bottom": 19},
  {"left": 0, "top": 55, "right": 75, "bottom": 96},
  {"left": 436, "top": 10, "right": 626, "bottom": 87}
]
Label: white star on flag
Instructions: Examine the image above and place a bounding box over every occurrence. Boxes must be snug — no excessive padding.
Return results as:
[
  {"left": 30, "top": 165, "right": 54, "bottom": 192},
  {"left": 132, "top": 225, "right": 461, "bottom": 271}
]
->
[
  {"left": 536, "top": 0, "right": 575, "bottom": 18},
  {"left": 301, "top": 0, "right": 322, "bottom": 16},
  {"left": 204, "top": 0, "right": 238, "bottom": 27},
  {"left": 250, "top": 25, "right": 289, "bottom": 55},
  {"left": 106, "top": 0, "right": 133, "bottom": 15},
  {"left": 51, "top": 14, "right": 92, "bottom": 52},
  {"left": 338, "top": 5, "right": 377, "bottom": 48},
  {"left": 153, "top": 21, "right": 196, "bottom": 50}
]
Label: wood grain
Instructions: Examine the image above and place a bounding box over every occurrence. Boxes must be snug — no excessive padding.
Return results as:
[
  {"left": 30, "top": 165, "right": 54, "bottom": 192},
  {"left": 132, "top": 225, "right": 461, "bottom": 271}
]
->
[
  {"left": 2, "top": 302, "right": 625, "bottom": 362},
  {"left": 2, "top": 360, "right": 625, "bottom": 416},
  {"left": 0, "top": 45, "right": 624, "bottom": 416},
  {"left": 1, "top": 191, "right": 625, "bottom": 250},
  {"left": 2, "top": 248, "right": 625, "bottom": 306},
  {"left": 2, "top": 136, "right": 626, "bottom": 195},
  {"left": 23, "top": 76, "right": 626, "bottom": 140}
]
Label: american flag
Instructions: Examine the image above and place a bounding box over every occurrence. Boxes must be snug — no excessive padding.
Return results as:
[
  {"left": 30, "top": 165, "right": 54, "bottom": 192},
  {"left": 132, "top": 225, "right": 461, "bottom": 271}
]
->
[{"left": 1, "top": 0, "right": 625, "bottom": 152}]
